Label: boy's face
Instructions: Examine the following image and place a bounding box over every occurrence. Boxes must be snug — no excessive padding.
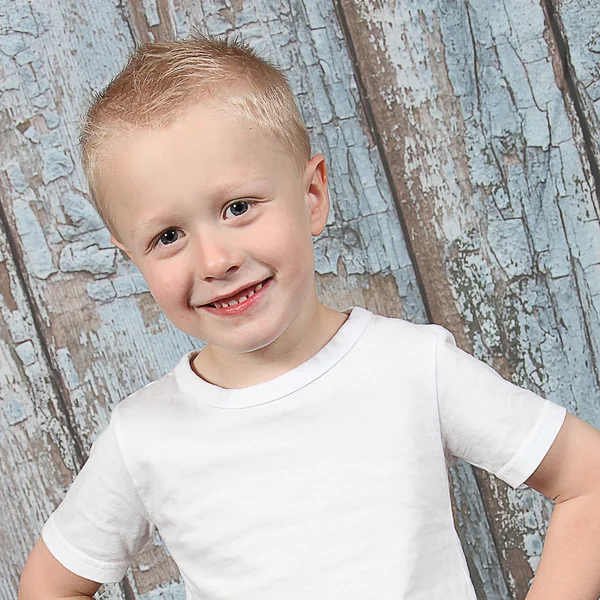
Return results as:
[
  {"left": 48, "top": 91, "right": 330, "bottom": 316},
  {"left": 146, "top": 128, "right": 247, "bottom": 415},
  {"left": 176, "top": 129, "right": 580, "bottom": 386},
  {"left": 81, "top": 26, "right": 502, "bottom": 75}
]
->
[{"left": 97, "top": 100, "right": 329, "bottom": 357}]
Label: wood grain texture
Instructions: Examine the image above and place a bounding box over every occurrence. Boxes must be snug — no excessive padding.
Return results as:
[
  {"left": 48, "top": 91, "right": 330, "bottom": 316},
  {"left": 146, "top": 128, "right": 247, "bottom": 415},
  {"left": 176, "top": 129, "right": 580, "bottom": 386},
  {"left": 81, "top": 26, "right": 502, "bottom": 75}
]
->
[
  {"left": 549, "top": 0, "right": 600, "bottom": 192},
  {"left": 0, "top": 1, "right": 193, "bottom": 597},
  {"left": 0, "top": 0, "right": 424, "bottom": 597},
  {"left": 0, "top": 214, "right": 82, "bottom": 598},
  {"left": 337, "top": 0, "right": 599, "bottom": 598}
]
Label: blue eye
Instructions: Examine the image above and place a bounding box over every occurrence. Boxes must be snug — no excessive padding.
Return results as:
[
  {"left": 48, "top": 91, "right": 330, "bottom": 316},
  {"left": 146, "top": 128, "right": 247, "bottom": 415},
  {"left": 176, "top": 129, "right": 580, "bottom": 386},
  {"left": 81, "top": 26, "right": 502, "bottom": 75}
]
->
[
  {"left": 224, "top": 200, "right": 251, "bottom": 219},
  {"left": 158, "top": 229, "right": 181, "bottom": 245}
]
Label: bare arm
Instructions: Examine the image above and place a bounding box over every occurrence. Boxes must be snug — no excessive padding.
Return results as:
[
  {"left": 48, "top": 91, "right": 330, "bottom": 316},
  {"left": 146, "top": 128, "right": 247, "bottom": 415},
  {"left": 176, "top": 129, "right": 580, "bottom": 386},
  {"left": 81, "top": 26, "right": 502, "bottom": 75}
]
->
[
  {"left": 18, "top": 537, "right": 101, "bottom": 600},
  {"left": 524, "top": 412, "right": 600, "bottom": 599}
]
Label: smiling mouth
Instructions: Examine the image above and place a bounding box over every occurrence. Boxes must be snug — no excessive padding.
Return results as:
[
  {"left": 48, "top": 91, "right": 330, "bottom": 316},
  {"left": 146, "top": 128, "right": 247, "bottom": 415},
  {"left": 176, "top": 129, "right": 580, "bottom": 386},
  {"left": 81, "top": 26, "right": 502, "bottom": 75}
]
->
[{"left": 205, "top": 278, "right": 271, "bottom": 308}]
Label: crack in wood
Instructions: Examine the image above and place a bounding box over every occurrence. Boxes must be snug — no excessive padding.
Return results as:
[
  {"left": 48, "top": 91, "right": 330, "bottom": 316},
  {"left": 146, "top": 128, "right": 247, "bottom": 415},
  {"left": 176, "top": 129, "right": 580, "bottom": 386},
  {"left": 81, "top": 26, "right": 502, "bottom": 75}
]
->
[
  {"left": 544, "top": 0, "right": 600, "bottom": 209},
  {"left": 0, "top": 192, "right": 85, "bottom": 470},
  {"left": 332, "top": 0, "right": 434, "bottom": 325}
]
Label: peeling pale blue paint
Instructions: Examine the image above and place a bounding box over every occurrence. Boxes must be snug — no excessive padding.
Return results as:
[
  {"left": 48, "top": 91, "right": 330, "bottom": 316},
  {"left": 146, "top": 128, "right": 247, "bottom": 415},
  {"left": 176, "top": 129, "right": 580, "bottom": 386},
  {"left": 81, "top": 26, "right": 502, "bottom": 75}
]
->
[
  {"left": 306, "top": 68, "right": 333, "bottom": 125},
  {"left": 352, "top": 1, "right": 600, "bottom": 595},
  {"left": 142, "top": 0, "right": 161, "bottom": 27},
  {"left": 60, "top": 192, "right": 104, "bottom": 234},
  {"left": 22, "top": 125, "right": 40, "bottom": 143},
  {"left": 8, "top": 4, "right": 39, "bottom": 35},
  {"left": 59, "top": 242, "right": 115, "bottom": 275},
  {"left": 15, "top": 340, "right": 35, "bottom": 366},
  {"left": 0, "top": 72, "right": 19, "bottom": 90},
  {"left": 313, "top": 235, "right": 340, "bottom": 274},
  {"left": 3, "top": 310, "right": 29, "bottom": 345},
  {"left": 87, "top": 279, "right": 117, "bottom": 303},
  {"left": 349, "top": 145, "right": 389, "bottom": 216},
  {"left": 486, "top": 213, "right": 533, "bottom": 280},
  {"left": 31, "top": 93, "right": 48, "bottom": 109},
  {"left": 113, "top": 276, "right": 137, "bottom": 298},
  {"left": 132, "top": 273, "right": 149, "bottom": 293},
  {"left": 12, "top": 199, "right": 56, "bottom": 280},
  {"left": 1, "top": 393, "right": 26, "bottom": 426},
  {"left": 523, "top": 531, "right": 543, "bottom": 556},
  {"left": 41, "top": 148, "right": 73, "bottom": 184},
  {"left": 0, "top": 33, "right": 26, "bottom": 57},
  {"left": 56, "top": 348, "right": 80, "bottom": 391},
  {"left": 90, "top": 584, "right": 126, "bottom": 600},
  {"left": 15, "top": 48, "right": 36, "bottom": 66},
  {"left": 137, "top": 581, "right": 185, "bottom": 600},
  {"left": 5, "top": 163, "right": 28, "bottom": 193},
  {"left": 556, "top": 0, "right": 600, "bottom": 139},
  {"left": 43, "top": 110, "right": 60, "bottom": 129}
]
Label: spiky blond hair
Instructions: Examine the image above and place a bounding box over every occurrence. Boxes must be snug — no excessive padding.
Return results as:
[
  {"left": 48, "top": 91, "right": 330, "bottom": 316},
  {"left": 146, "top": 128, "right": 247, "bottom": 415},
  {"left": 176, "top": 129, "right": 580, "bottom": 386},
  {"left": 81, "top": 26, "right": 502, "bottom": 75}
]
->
[{"left": 80, "top": 35, "right": 311, "bottom": 230}]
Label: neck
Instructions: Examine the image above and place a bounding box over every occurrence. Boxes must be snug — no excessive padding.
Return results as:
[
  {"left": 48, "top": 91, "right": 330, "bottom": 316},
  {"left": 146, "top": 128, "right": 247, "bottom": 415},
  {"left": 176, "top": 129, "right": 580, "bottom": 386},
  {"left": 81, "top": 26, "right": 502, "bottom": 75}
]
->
[{"left": 192, "top": 298, "right": 348, "bottom": 389}]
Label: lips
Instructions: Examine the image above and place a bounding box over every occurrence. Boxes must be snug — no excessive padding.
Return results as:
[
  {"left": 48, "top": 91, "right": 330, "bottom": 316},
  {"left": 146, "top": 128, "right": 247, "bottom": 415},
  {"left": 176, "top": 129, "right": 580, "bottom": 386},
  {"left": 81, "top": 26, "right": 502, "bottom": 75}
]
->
[{"left": 204, "top": 278, "right": 269, "bottom": 308}]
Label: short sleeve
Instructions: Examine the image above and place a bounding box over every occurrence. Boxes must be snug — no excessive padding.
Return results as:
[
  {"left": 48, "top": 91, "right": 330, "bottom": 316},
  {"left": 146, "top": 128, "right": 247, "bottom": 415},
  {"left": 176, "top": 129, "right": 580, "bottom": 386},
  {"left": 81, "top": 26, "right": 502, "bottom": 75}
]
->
[
  {"left": 41, "top": 422, "right": 153, "bottom": 583},
  {"left": 433, "top": 326, "right": 567, "bottom": 489}
]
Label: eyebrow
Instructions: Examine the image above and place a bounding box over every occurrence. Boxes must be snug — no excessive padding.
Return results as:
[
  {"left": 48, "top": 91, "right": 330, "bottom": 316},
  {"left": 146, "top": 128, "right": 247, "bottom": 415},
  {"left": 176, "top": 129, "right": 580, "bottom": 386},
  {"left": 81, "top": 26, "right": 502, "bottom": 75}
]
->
[
  {"left": 131, "top": 217, "right": 174, "bottom": 237},
  {"left": 210, "top": 177, "right": 271, "bottom": 197},
  {"left": 129, "top": 178, "right": 272, "bottom": 238}
]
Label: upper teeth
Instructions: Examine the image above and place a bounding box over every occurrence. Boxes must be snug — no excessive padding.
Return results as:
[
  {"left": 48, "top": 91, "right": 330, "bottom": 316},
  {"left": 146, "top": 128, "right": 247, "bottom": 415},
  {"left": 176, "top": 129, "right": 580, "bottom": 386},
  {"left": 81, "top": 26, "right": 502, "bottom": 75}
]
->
[{"left": 210, "top": 281, "right": 264, "bottom": 308}]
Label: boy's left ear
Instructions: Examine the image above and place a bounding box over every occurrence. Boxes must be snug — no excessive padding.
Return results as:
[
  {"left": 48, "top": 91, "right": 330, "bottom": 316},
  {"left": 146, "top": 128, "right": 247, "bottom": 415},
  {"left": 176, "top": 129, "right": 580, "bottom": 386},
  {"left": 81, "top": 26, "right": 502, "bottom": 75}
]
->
[{"left": 303, "top": 154, "right": 330, "bottom": 236}]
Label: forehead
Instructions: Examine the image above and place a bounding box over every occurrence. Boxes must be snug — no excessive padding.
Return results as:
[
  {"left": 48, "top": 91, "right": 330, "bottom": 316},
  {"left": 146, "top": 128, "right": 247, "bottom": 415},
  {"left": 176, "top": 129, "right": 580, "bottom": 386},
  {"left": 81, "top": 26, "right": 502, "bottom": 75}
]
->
[
  {"left": 94, "top": 101, "right": 300, "bottom": 237},
  {"left": 103, "top": 101, "right": 285, "bottom": 175}
]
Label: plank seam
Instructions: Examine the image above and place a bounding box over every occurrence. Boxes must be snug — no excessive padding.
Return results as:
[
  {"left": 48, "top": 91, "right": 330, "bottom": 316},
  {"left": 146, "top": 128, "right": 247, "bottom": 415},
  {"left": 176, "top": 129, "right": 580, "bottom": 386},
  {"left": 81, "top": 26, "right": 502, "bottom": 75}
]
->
[
  {"left": 331, "top": 0, "right": 434, "bottom": 324},
  {"left": 556, "top": 201, "right": 600, "bottom": 391},
  {"left": 472, "top": 468, "right": 513, "bottom": 595},
  {"left": 0, "top": 199, "right": 85, "bottom": 469},
  {"left": 544, "top": 0, "right": 600, "bottom": 208}
]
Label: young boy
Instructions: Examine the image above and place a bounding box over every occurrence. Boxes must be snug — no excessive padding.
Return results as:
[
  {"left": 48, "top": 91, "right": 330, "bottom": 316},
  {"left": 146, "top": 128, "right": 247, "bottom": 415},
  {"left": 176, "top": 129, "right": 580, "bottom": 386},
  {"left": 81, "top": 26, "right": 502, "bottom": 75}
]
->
[{"left": 19, "top": 36, "right": 600, "bottom": 600}]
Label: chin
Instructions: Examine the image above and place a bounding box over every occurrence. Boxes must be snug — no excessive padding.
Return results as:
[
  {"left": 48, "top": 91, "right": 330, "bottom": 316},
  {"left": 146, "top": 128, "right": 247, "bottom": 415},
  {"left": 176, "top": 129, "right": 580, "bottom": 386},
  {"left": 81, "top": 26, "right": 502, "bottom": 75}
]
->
[
  {"left": 217, "top": 323, "right": 287, "bottom": 355},
  {"left": 227, "top": 333, "right": 281, "bottom": 354}
]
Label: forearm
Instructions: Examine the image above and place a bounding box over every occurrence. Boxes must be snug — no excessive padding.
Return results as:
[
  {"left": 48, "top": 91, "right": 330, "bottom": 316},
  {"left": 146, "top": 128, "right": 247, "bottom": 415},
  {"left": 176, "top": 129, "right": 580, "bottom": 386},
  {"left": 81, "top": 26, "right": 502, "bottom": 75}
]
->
[{"left": 525, "top": 492, "right": 600, "bottom": 599}]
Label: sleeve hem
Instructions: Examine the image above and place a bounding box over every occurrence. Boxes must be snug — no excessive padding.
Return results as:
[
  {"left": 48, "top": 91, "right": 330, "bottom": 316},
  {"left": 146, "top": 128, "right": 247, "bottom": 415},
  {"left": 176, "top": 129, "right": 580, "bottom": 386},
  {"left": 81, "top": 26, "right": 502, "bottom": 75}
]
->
[
  {"left": 496, "top": 399, "right": 567, "bottom": 489},
  {"left": 41, "top": 513, "right": 129, "bottom": 584}
]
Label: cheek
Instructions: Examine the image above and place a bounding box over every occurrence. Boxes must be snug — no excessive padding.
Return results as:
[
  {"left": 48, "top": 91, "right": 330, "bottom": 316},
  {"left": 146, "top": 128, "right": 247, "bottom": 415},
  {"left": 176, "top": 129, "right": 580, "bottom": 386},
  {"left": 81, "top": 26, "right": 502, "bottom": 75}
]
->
[
  {"left": 273, "top": 228, "right": 315, "bottom": 290},
  {"left": 265, "top": 205, "right": 314, "bottom": 259},
  {"left": 138, "top": 264, "right": 188, "bottom": 307}
]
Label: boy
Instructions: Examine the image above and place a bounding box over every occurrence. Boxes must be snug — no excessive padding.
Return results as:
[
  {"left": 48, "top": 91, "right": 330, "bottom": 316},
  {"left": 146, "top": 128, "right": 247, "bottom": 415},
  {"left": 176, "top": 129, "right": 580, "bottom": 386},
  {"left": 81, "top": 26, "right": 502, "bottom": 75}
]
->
[{"left": 18, "top": 36, "right": 600, "bottom": 599}]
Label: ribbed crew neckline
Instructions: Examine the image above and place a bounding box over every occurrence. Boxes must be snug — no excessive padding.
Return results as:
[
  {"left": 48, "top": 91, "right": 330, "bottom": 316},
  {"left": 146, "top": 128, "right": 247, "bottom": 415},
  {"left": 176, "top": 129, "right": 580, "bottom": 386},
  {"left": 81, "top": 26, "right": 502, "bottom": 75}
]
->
[{"left": 174, "top": 306, "right": 373, "bottom": 409}]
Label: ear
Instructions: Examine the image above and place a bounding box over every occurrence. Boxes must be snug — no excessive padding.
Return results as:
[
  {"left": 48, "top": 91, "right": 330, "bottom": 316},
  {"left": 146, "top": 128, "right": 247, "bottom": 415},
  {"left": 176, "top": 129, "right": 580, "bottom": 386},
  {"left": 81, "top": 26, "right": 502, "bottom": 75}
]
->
[
  {"left": 303, "top": 154, "right": 330, "bottom": 237},
  {"left": 110, "top": 235, "right": 134, "bottom": 261}
]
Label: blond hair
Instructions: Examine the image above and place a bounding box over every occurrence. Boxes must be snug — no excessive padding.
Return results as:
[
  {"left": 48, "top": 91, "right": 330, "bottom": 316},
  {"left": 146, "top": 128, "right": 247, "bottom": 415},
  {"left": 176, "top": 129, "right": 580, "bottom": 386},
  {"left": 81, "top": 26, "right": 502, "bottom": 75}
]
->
[{"left": 80, "top": 35, "right": 311, "bottom": 229}]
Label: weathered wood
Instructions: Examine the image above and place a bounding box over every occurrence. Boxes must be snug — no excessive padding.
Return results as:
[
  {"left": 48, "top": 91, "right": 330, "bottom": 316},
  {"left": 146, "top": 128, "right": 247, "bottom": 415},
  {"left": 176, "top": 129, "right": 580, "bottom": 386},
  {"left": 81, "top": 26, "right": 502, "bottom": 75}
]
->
[
  {"left": 548, "top": 0, "right": 600, "bottom": 199},
  {"left": 0, "top": 2, "right": 188, "bottom": 597},
  {"left": 1, "top": 0, "right": 425, "bottom": 596},
  {"left": 337, "top": 0, "right": 599, "bottom": 598},
  {"left": 0, "top": 210, "right": 83, "bottom": 598}
]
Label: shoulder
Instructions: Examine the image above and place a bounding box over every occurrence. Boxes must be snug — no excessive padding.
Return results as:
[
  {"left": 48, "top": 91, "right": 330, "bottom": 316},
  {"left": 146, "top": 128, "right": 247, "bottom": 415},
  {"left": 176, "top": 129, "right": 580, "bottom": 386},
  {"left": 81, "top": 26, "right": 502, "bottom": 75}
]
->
[
  {"left": 110, "top": 351, "right": 196, "bottom": 432},
  {"left": 106, "top": 352, "right": 200, "bottom": 475},
  {"left": 366, "top": 310, "right": 456, "bottom": 349}
]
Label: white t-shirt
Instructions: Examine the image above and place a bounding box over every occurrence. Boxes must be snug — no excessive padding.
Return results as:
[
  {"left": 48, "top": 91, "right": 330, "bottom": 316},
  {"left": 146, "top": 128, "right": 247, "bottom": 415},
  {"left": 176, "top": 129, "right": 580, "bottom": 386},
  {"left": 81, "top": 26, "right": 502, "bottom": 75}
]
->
[{"left": 42, "top": 306, "right": 566, "bottom": 598}]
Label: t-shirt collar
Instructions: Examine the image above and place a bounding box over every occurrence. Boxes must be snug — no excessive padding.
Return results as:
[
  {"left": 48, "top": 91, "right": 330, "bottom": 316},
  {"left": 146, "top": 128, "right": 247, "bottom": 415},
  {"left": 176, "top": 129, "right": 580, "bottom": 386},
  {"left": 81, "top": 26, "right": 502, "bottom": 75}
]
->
[{"left": 174, "top": 306, "right": 373, "bottom": 409}]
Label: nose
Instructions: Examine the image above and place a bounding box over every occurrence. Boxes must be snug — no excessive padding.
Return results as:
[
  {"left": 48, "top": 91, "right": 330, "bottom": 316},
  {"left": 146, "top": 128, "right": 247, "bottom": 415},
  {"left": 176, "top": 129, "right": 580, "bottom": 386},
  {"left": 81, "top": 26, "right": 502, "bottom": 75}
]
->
[{"left": 193, "top": 230, "right": 244, "bottom": 281}]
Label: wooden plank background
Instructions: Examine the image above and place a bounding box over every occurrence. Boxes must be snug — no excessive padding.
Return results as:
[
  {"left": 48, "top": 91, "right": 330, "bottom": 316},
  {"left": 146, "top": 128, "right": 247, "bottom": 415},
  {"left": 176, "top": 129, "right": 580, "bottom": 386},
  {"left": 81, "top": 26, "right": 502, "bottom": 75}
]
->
[{"left": 0, "top": 1, "right": 598, "bottom": 598}]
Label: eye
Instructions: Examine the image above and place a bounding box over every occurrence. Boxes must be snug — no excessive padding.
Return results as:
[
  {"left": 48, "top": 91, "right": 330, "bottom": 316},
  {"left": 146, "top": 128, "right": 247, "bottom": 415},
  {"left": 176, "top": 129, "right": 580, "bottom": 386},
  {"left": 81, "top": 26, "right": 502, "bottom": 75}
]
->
[
  {"left": 156, "top": 229, "right": 182, "bottom": 246},
  {"left": 224, "top": 200, "right": 255, "bottom": 219}
]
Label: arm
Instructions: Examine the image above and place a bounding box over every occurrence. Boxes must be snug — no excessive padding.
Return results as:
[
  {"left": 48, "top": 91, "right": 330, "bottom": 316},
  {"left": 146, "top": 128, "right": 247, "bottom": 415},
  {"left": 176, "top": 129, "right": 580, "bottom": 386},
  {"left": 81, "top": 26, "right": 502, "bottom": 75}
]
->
[
  {"left": 18, "top": 537, "right": 101, "bottom": 600},
  {"left": 524, "top": 412, "right": 600, "bottom": 599}
]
